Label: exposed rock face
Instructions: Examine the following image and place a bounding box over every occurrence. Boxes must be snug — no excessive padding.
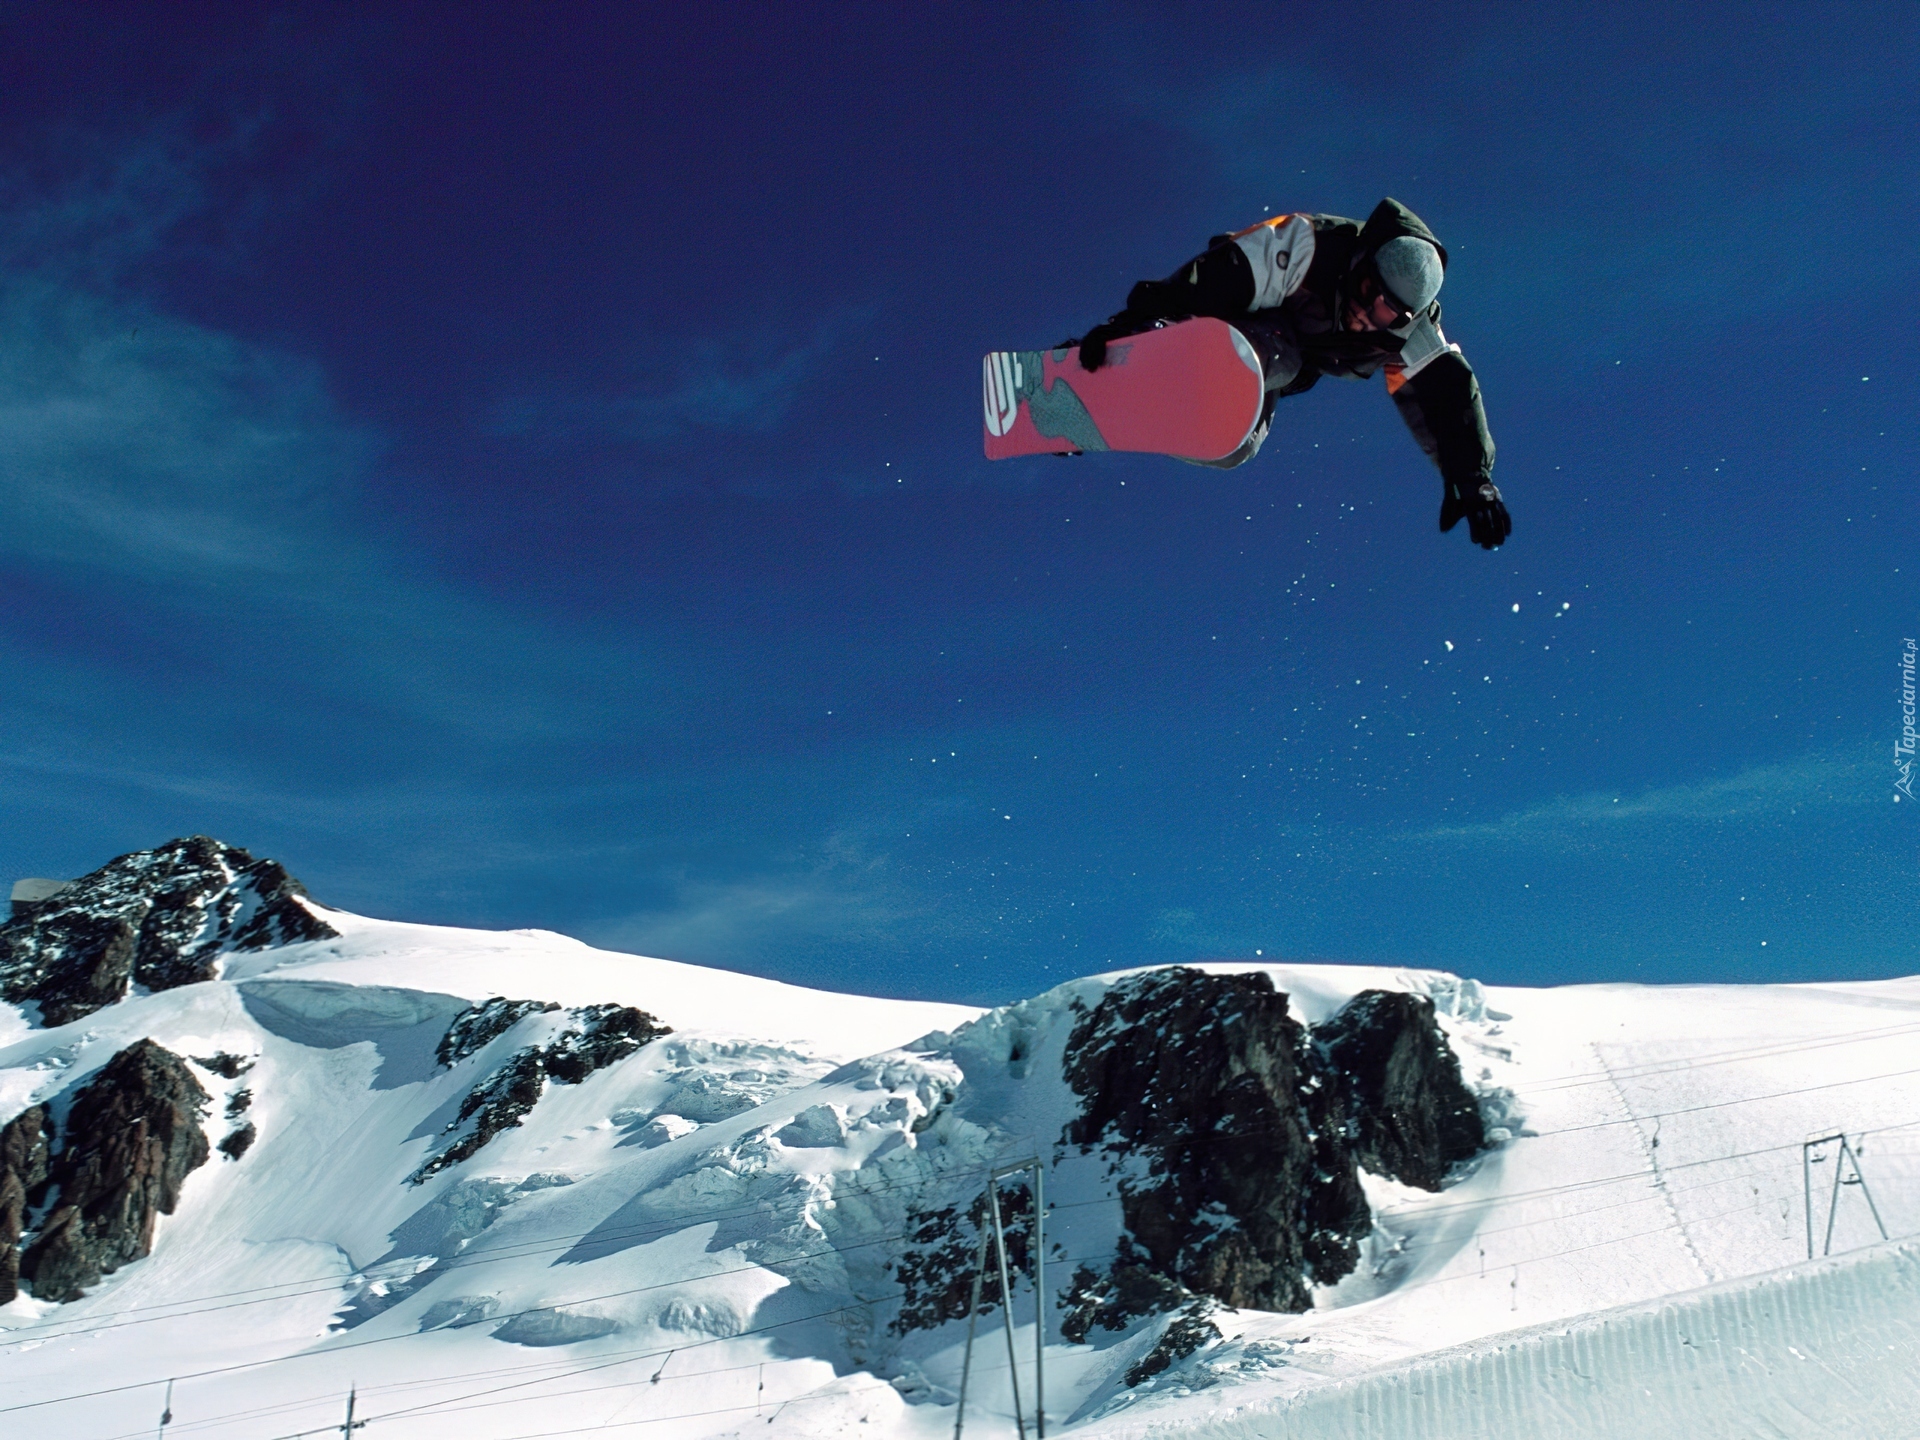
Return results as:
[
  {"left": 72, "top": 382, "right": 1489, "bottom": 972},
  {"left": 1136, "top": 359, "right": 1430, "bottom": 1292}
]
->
[
  {"left": 1317, "top": 989, "right": 1484, "bottom": 1190},
  {"left": 0, "top": 837, "right": 338, "bottom": 1026},
  {"left": 1059, "top": 1261, "right": 1190, "bottom": 1345},
  {"left": 413, "top": 1000, "right": 671, "bottom": 1182},
  {"left": 18, "top": 1040, "right": 211, "bottom": 1302},
  {"left": 542, "top": 1005, "right": 668, "bottom": 1084},
  {"left": 891, "top": 967, "right": 1490, "bottom": 1369},
  {"left": 436, "top": 997, "right": 560, "bottom": 1066},
  {"left": 0, "top": 1105, "right": 50, "bottom": 1304},
  {"left": 1125, "top": 1298, "right": 1223, "bottom": 1386},
  {"left": 891, "top": 1181, "right": 1034, "bottom": 1335},
  {"left": 1063, "top": 969, "right": 1369, "bottom": 1313}
]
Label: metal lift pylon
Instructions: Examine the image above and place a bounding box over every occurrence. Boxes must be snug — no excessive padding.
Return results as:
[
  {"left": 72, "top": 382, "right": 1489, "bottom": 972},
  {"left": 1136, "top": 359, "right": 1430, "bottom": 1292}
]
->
[{"left": 952, "top": 1159, "right": 1046, "bottom": 1440}]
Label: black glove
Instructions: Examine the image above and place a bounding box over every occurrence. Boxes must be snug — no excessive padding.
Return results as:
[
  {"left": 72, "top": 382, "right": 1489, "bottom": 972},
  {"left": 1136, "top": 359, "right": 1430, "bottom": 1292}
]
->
[
  {"left": 1440, "top": 476, "right": 1511, "bottom": 550},
  {"left": 1078, "top": 320, "right": 1125, "bottom": 372}
]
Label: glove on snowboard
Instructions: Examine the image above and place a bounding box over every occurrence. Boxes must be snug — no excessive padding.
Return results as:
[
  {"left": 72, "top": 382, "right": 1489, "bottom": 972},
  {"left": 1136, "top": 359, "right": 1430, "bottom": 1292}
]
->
[{"left": 1078, "top": 315, "right": 1141, "bottom": 372}]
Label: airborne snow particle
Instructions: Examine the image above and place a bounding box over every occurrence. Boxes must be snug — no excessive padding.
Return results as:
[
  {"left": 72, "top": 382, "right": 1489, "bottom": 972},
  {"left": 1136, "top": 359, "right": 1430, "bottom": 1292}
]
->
[{"left": 1511, "top": 603, "right": 1520, "bottom": 613}]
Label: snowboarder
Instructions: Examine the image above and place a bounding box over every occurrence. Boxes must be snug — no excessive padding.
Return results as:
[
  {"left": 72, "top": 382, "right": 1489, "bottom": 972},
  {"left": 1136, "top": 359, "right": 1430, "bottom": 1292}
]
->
[{"left": 1072, "top": 198, "right": 1510, "bottom": 550}]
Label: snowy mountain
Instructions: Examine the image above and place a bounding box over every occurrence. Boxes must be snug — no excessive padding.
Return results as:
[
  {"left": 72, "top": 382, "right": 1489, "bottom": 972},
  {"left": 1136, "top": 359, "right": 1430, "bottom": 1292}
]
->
[{"left": 3, "top": 839, "right": 1918, "bottom": 1439}]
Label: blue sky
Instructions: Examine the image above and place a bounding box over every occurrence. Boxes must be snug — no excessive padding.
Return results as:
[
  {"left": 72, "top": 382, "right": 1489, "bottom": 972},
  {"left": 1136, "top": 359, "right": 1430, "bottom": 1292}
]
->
[{"left": 2, "top": 3, "right": 1915, "bottom": 1001}]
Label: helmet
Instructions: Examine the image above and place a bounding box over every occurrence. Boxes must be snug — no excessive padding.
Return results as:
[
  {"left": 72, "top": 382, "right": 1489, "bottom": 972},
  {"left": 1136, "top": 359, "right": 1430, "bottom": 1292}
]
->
[{"left": 1372, "top": 236, "right": 1444, "bottom": 313}]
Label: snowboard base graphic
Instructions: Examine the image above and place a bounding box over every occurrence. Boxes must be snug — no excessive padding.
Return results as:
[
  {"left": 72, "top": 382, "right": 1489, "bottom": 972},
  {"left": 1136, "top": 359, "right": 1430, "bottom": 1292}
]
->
[{"left": 982, "top": 317, "right": 1265, "bottom": 463}]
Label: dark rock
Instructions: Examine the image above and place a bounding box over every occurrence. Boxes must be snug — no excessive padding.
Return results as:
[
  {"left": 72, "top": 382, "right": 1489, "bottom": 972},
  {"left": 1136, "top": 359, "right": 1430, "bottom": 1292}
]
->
[
  {"left": 889, "top": 1182, "right": 1033, "bottom": 1335},
  {"left": 1, "top": 1105, "right": 50, "bottom": 1304},
  {"left": 19, "top": 1040, "right": 211, "bottom": 1302},
  {"left": 1316, "top": 990, "right": 1484, "bottom": 1191},
  {"left": 1059, "top": 1262, "right": 1189, "bottom": 1344},
  {"left": 414, "top": 1050, "right": 547, "bottom": 1182},
  {"left": 194, "top": 1052, "right": 253, "bottom": 1080},
  {"left": 1062, "top": 968, "right": 1369, "bottom": 1314},
  {"left": 12, "top": 916, "right": 137, "bottom": 1028},
  {"left": 541, "top": 1005, "right": 671, "bottom": 1084},
  {"left": 412, "top": 1003, "right": 671, "bottom": 1183},
  {"left": 225, "top": 1089, "right": 252, "bottom": 1118},
  {"left": 1125, "top": 1298, "right": 1223, "bottom": 1386},
  {"left": 218, "top": 1124, "right": 257, "bottom": 1161},
  {"left": 892, "top": 969, "right": 1488, "bottom": 1365},
  {"left": 435, "top": 997, "right": 560, "bottom": 1067},
  {"left": 0, "top": 837, "right": 338, "bottom": 1026}
]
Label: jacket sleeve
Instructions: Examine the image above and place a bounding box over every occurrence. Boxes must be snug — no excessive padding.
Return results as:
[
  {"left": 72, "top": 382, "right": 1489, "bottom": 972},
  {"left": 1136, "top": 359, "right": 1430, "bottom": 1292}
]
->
[
  {"left": 1387, "top": 350, "right": 1494, "bottom": 486},
  {"left": 1118, "top": 241, "right": 1256, "bottom": 325},
  {"left": 1095, "top": 215, "right": 1316, "bottom": 338}
]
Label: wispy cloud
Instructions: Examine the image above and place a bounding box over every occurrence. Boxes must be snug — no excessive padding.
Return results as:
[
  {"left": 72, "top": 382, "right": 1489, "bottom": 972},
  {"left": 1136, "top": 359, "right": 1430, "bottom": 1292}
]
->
[
  {"left": 0, "top": 280, "right": 363, "bottom": 583},
  {"left": 489, "top": 313, "right": 861, "bottom": 447},
  {"left": 0, "top": 119, "right": 689, "bottom": 765},
  {"left": 1413, "top": 751, "right": 1877, "bottom": 846}
]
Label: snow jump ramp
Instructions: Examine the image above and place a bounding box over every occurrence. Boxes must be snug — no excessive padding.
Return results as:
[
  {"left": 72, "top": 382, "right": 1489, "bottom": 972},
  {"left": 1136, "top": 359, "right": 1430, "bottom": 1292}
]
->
[{"left": 1095, "top": 1236, "right": 1920, "bottom": 1439}]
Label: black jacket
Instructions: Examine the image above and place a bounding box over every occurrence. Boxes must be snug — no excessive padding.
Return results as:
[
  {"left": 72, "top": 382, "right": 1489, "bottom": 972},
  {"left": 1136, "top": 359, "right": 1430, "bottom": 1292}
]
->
[{"left": 1102, "top": 199, "right": 1495, "bottom": 489}]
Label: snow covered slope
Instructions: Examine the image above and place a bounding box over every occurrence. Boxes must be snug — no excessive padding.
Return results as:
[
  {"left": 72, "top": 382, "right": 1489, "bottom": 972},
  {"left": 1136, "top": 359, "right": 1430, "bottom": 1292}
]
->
[{"left": 2, "top": 863, "right": 1918, "bottom": 1440}]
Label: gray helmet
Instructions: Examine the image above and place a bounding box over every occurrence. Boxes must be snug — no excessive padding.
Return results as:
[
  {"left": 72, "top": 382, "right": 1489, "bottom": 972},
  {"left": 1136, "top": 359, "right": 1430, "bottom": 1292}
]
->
[{"left": 1373, "top": 236, "right": 1444, "bottom": 312}]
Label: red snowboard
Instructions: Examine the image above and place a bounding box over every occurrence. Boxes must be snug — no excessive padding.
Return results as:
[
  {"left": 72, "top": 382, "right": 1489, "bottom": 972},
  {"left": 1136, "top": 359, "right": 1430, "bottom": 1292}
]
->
[{"left": 982, "top": 317, "right": 1265, "bottom": 463}]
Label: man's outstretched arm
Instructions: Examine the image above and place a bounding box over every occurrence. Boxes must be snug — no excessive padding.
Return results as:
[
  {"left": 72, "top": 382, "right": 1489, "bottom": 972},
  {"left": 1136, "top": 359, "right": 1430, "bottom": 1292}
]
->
[{"left": 1388, "top": 349, "right": 1509, "bottom": 550}]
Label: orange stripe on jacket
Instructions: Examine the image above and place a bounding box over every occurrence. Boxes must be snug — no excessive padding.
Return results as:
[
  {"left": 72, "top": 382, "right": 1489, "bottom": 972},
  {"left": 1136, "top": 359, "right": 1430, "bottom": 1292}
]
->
[{"left": 1228, "top": 213, "right": 1299, "bottom": 242}]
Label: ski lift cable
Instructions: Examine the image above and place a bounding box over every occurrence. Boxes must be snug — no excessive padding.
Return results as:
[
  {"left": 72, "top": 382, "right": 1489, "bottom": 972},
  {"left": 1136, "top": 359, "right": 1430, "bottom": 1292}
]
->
[
  {"left": 73, "top": 1164, "right": 1797, "bottom": 1440},
  {"left": 80, "top": 1144, "right": 1908, "bottom": 1440},
  {"left": 75, "top": 1241, "right": 1120, "bottom": 1440},
  {"left": 0, "top": 1152, "right": 1043, "bottom": 1345},
  {"left": 62, "top": 1163, "right": 1916, "bottom": 1440},
  {"left": 16, "top": 1052, "right": 1915, "bottom": 1363},
  {"left": 26, "top": 1102, "right": 1920, "bottom": 1421},
  {"left": 1529, "top": 1061, "right": 1920, "bottom": 1140},
  {"left": 277, "top": 1198, "right": 1821, "bottom": 1440},
  {"left": 4, "top": 1190, "right": 1088, "bottom": 1421},
  {"left": 16, "top": 1022, "right": 1918, "bottom": 1344},
  {"left": 1508, "top": 1018, "right": 1920, "bottom": 1095}
]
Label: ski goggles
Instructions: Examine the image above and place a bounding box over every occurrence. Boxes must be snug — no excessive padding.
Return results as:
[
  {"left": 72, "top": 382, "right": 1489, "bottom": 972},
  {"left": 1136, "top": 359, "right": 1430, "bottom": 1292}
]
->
[{"left": 1350, "top": 269, "right": 1416, "bottom": 330}]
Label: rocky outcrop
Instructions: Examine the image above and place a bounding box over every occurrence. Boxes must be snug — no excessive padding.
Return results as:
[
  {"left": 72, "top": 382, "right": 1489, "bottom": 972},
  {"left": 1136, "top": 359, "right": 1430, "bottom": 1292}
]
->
[
  {"left": 0, "top": 1105, "right": 50, "bottom": 1304},
  {"left": 412, "top": 1001, "right": 671, "bottom": 1182},
  {"left": 890, "top": 967, "right": 1490, "bottom": 1368},
  {"left": 1317, "top": 989, "right": 1484, "bottom": 1190},
  {"left": 0, "top": 837, "right": 337, "bottom": 1026},
  {"left": 1124, "top": 1297, "right": 1223, "bottom": 1386},
  {"left": 541, "top": 1005, "right": 670, "bottom": 1084},
  {"left": 17, "top": 1040, "right": 211, "bottom": 1302},
  {"left": 436, "top": 997, "right": 560, "bottom": 1066},
  {"left": 1059, "top": 1261, "right": 1191, "bottom": 1344},
  {"left": 891, "top": 1181, "right": 1035, "bottom": 1335},
  {"left": 1063, "top": 969, "right": 1369, "bottom": 1314},
  {"left": 218, "top": 1086, "right": 256, "bottom": 1161}
]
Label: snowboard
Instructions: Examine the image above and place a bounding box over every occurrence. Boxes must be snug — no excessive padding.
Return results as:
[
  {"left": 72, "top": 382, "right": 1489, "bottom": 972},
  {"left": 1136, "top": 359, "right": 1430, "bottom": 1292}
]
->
[{"left": 982, "top": 317, "right": 1265, "bottom": 463}]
